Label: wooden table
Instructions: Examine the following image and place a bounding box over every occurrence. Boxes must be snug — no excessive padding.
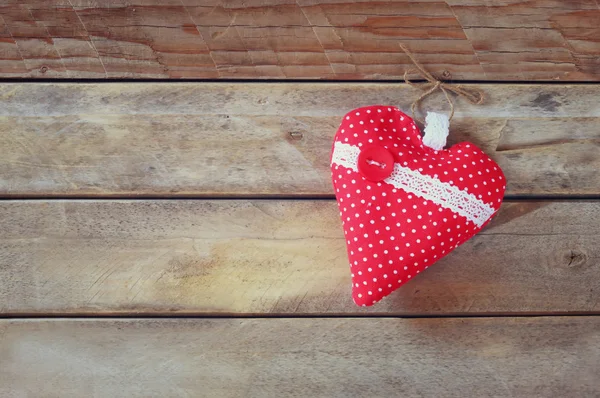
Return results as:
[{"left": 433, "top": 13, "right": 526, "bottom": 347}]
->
[{"left": 1, "top": 2, "right": 600, "bottom": 397}]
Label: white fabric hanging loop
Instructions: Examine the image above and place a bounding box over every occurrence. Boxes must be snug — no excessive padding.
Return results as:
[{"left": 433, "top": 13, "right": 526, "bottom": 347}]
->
[{"left": 422, "top": 112, "right": 450, "bottom": 151}]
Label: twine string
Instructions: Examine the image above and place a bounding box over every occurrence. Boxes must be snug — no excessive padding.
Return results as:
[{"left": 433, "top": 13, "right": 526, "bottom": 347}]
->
[{"left": 400, "top": 43, "right": 484, "bottom": 123}]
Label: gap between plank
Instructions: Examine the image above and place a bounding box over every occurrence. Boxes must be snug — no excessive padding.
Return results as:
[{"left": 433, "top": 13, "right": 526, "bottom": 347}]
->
[
  {"left": 3, "top": 78, "right": 600, "bottom": 85},
  {"left": 1, "top": 312, "right": 599, "bottom": 320},
  {"left": 0, "top": 195, "right": 599, "bottom": 201}
]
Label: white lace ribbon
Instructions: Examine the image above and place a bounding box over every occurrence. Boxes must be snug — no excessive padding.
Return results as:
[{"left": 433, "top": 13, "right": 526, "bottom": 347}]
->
[{"left": 331, "top": 141, "right": 496, "bottom": 227}]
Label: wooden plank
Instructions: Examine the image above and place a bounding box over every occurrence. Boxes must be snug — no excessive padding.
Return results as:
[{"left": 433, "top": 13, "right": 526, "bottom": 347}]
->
[
  {"left": 1, "top": 200, "right": 599, "bottom": 315},
  {"left": 1, "top": 1, "right": 599, "bottom": 80},
  {"left": 1, "top": 317, "right": 599, "bottom": 397},
  {"left": 2, "top": 83, "right": 600, "bottom": 197}
]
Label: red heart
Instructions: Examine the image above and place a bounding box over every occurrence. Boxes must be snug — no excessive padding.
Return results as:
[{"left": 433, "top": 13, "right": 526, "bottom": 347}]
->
[{"left": 331, "top": 105, "right": 506, "bottom": 306}]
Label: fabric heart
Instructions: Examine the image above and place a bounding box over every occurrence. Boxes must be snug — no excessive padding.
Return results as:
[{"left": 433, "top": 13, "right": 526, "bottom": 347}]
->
[{"left": 330, "top": 105, "right": 506, "bottom": 306}]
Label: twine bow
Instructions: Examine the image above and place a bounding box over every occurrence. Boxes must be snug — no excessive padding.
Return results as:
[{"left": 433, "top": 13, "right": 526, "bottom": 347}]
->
[{"left": 400, "top": 44, "right": 484, "bottom": 124}]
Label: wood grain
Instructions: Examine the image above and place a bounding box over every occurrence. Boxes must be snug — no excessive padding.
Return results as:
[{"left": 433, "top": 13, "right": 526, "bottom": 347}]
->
[
  {"left": 1, "top": 200, "right": 598, "bottom": 315},
  {"left": 1, "top": 317, "right": 599, "bottom": 397},
  {"left": 1, "top": 1, "right": 599, "bottom": 80},
  {"left": 2, "top": 83, "right": 600, "bottom": 197}
]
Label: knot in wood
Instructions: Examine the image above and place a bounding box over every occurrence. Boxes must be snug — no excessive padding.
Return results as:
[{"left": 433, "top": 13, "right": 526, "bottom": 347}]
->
[{"left": 564, "top": 249, "right": 588, "bottom": 268}]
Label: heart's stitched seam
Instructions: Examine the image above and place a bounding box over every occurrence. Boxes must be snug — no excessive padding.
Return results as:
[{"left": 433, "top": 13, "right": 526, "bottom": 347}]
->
[{"left": 331, "top": 141, "right": 496, "bottom": 227}]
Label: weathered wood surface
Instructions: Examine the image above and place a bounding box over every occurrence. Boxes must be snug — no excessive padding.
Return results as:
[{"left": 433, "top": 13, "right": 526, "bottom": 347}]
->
[
  {"left": 0, "top": 1, "right": 598, "bottom": 80},
  {"left": 1, "top": 317, "right": 599, "bottom": 397},
  {"left": 2, "top": 83, "right": 600, "bottom": 197},
  {"left": 1, "top": 200, "right": 598, "bottom": 315}
]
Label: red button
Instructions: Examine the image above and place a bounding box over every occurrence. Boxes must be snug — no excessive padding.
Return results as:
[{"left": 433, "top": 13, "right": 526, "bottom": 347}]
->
[{"left": 357, "top": 145, "right": 394, "bottom": 182}]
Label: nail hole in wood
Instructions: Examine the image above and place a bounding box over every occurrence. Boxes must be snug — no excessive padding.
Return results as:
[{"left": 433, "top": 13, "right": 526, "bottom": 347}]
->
[{"left": 289, "top": 131, "right": 303, "bottom": 141}]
